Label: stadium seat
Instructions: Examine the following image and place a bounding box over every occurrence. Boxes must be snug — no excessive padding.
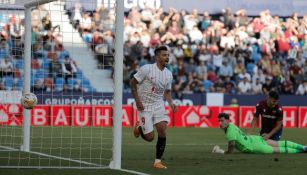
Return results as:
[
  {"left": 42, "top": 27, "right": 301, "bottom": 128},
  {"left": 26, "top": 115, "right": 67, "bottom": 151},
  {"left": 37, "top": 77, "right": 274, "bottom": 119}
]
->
[
  {"left": 14, "top": 59, "right": 24, "bottom": 69},
  {"left": 4, "top": 76, "right": 14, "bottom": 90},
  {"left": 55, "top": 77, "right": 64, "bottom": 92},
  {"left": 67, "top": 78, "right": 74, "bottom": 90},
  {"left": 42, "top": 57, "right": 50, "bottom": 70},
  {"left": 16, "top": 78, "right": 24, "bottom": 90},
  {"left": 76, "top": 69, "right": 83, "bottom": 79},
  {"left": 35, "top": 69, "right": 46, "bottom": 79},
  {"left": 59, "top": 50, "right": 70, "bottom": 60}
]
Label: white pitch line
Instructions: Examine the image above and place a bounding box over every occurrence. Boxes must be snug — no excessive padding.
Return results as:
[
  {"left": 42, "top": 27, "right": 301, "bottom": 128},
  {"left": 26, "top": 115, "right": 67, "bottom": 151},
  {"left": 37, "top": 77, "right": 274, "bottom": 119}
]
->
[
  {"left": 0, "top": 145, "right": 19, "bottom": 151},
  {"left": 0, "top": 145, "right": 150, "bottom": 175},
  {"left": 119, "top": 168, "right": 150, "bottom": 175},
  {"left": 27, "top": 150, "right": 103, "bottom": 167},
  {"left": 0, "top": 145, "right": 101, "bottom": 167},
  {"left": 0, "top": 166, "right": 110, "bottom": 169}
]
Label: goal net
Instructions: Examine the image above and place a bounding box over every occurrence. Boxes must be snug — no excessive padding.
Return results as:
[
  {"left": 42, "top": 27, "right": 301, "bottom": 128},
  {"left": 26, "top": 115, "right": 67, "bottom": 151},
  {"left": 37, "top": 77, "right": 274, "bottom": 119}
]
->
[{"left": 0, "top": 0, "right": 123, "bottom": 169}]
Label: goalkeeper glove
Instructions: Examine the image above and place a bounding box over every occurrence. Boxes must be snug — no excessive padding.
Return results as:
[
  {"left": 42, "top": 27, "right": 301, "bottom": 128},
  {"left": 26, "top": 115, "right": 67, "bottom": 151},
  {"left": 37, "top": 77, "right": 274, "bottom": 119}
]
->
[{"left": 212, "top": 145, "right": 225, "bottom": 154}]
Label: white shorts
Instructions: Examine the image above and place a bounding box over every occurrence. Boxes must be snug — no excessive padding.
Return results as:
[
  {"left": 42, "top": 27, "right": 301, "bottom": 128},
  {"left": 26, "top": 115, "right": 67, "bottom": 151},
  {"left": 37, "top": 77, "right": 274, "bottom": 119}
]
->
[{"left": 138, "top": 109, "right": 169, "bottom": 134}]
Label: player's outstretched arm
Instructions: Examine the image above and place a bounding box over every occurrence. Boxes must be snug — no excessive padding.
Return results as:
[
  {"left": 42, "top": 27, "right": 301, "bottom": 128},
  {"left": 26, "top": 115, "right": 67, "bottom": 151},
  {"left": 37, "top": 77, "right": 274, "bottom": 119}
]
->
[
  {"left": 248, "top": 117, "right": 257, "bottom": 135},
  {"left": 248, "top": 105, "right": 260, "bottom": 134},
  {"left": 262, "top": 120, "right": 282, "bottom": 140},
  {"left": 225, "top": 141, "right": 236, "bottom": 154}
]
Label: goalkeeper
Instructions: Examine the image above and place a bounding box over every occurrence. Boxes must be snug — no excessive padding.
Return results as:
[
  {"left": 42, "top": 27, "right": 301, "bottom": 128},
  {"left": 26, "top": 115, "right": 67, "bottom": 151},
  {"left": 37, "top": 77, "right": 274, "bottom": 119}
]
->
[{"left": 213, "top": 113, "right": 307, "bottom": 154}]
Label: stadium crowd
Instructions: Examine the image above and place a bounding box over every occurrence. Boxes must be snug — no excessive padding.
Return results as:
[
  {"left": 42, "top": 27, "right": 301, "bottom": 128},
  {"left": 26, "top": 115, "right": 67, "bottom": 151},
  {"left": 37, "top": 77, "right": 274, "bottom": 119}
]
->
[
  {"left": 0, "top": 5, "right": 94, "bottom": 92},
  {"left": 70, "top": 3, "right": 307, "bottom": 95},
  {"left": 1, "top": 3, "right": 307, "bottom": 95}
]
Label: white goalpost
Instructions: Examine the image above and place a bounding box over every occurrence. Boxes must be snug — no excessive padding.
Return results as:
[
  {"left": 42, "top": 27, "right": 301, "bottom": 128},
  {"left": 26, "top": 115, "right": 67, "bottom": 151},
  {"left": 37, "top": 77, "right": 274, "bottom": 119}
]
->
[{"left": 0, "top": 0, "right": 124, "bottom": 170}]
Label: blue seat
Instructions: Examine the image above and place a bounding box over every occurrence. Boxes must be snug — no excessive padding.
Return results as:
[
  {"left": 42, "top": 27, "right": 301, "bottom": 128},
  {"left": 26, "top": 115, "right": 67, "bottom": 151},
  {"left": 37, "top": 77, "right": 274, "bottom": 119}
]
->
[
  {"left": 67, "top": 78, "right": 74, "bottom": 90},
  {"left": 4, "top": 76, "right": 14, "bottom": 90},
  {"left": 15, "top": 59, "right": 24, "bottom": 69},
  {"left": 81, "top": 78, "right": 90, "bottom": 86},
  {"left": 55, "top": 77, "right": 64, "bottom": 91},
  {"left": 76, "top": 69, "right": 83, "bottom": 79},
  {"left": 35, "top": 69, "right": 46, "bottom": 79},
  {"left": 59, "top": 50, "right": 69, "bottom": 60},
  {"left": 17, "top": 78, "right": 24, "bottom": 89},
  {"left": 42, "top": 57, "right": 50, "bottom": 70}
]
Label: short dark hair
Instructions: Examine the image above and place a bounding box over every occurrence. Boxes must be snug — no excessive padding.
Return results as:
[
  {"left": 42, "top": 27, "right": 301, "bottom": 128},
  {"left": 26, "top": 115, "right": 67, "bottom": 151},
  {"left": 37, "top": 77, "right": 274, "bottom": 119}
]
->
[
  {"left": 269, "top": 90, "right": 279, "bottom": 100},
  {"left": 218, "top": 113, "right": 229, "bottom": 120},
  {"left": 154, "top": 45, "right": 168, "bottom": 55}
]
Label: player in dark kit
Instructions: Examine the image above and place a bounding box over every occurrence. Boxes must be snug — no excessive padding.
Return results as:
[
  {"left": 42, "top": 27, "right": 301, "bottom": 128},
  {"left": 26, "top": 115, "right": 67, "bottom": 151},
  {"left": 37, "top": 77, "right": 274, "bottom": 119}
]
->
[{"left": 249, "top": 90, "right": 283, "bottom": 141}]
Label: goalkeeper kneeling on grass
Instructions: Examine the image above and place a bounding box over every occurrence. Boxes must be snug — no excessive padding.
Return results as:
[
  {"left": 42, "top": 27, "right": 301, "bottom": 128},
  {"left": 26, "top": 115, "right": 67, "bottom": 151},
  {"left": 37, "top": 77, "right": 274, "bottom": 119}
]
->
[{"left": 213, "top": 113, "right": 307, "bottom": 154}]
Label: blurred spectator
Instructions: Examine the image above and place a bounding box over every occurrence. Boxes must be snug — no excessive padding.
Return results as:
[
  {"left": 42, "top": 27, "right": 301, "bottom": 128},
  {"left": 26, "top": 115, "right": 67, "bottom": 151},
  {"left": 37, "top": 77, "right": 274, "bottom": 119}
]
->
[
  {"left": 237, "top": 77, "right": 252, "bottom": 94},
  {"left": 296, "top": 80, "right": 307, "bottom": 95},
  {"left": 195, "top": 61, "right": 207, "bottom": 79},
  {"left": 32, "top": 79, "right": 46, "bottom": 92},
  {"left": 0, "top": 39, "right": 9, "bottom": 58},
  {"left": 62, "top": 56, "right": 77, "bottom": 82},
  {"left": 214, "top": 78, "right": 225, "bottom": 93},
  {"left": 10, "top": 17, "right": 24, "bottom": 43},
  {"left": 71, "top": 2, "right": 84, "bottom": 28},
  {"left": 0, "top": 82, "right": 4, "bottom": 90},
  {"left": 49, "top": 58, "right": 62, "bottom": 78},
  {"left": 79, "top": 13, "right": 92, "bottom": 32},
  {"left": 262, "top": 76, "right": 274, "bottom": 95},
  {"left": 289, "top": 61, "right": 304, "bottom": 84},
  {"left": 199, "top": 12, "right": 212, "bottom": 32},
  {"left": 219, "top": 60, "right": 233, "bottom": 77},
  {"left": 224, "top": 76, "right": 236, "bottom": 94},
  {"left": 73, "top": 82, "right": 82, "bottom": 92},
  {"left": 282, "top": 75, "right": 294, "bottom": 94},
  {"left": 0, "top": 57, "right": 13, "bottom": 77},
  {"left": 252, "top": 78, "right": 263, "bottom": 94},
  {"left": 230, "top": 98, "right": 239, "bottom": 107}
]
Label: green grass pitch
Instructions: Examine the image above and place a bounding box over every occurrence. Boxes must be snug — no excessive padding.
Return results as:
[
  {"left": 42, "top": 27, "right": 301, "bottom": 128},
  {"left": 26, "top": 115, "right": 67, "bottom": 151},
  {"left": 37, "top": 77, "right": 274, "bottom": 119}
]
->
[{"left": 0, "top": 127, "right": 307, "bottom": 175}]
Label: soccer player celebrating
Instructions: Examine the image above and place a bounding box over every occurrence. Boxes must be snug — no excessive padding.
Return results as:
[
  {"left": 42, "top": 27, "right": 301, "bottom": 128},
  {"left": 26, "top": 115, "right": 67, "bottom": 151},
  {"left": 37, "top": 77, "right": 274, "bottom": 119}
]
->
[
  {"left": 249, "top": 90, "right": 283, "bottom": 140},
  {"left": 212, "top": 113, "right": 307, "bottom": 154},
  {"left": 130, "top": 45, "right": 177, "bottom": 169}
]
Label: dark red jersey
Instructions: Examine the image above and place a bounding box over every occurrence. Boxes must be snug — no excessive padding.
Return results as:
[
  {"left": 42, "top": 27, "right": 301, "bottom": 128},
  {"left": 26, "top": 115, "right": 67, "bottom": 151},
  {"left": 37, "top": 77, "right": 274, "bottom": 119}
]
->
[{"left": 254, "top": 100, "right": 283, "bottom": 132}]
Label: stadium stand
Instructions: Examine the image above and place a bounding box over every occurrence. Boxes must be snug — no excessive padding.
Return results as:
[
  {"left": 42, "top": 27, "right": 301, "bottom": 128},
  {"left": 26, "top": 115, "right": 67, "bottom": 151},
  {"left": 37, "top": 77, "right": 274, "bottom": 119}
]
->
[
  {"left": 0, "top": 5, "right": 95, "bottom": 92},
  {"left": 66, "top": 2, "right": 307, "bottom": 95}
]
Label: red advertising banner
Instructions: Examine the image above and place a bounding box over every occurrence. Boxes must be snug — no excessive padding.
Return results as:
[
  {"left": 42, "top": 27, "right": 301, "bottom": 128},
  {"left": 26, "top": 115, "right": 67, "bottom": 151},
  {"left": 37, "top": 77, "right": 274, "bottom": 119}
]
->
[
  {"left": 72, "top": 106, "right": 92, "bottom": 127},
  {"left": 0, "top": 105, "right": 9, "bottom": 125},
  {"left": 239, "top": 106, "right": 259, "bottom": 128},
  {"left": 283, "top": 106, "right": 298, "bottom": 128},
  {"left": 8, "top": 104, "right": 23, "bottom": 126},
  {"left": 122, "top": 105, "right": 133, "bottom": 127},
  {"left": 92, "top": 106, "right": 112, "bottom": 127},
  {"left": 298, "top": 107, "right": 307, "bottom": 128},
  {"left": 51, "top": 105, "right": 71, "bottom": 126},
  {"left": 174, "top": 106, "right": 211, "bottom": 127},
  {"left": 0, "top": 104, "right": 306, "bottom": 128},
  {"left": 173, "top": 106, "right": 238, "bottom": 128},
  {"left": 0, "top": 104, "right": 23, "bottom": 126},
  {"left": 31, "top": 105, "right": 50, "bottom": 126}
]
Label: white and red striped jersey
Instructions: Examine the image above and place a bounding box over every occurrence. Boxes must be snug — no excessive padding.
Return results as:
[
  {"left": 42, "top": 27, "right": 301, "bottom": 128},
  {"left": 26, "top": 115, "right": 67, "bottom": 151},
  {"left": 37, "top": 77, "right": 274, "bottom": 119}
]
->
[{"left": 134, "top": 63, "right": 173, "bottom": 111}]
